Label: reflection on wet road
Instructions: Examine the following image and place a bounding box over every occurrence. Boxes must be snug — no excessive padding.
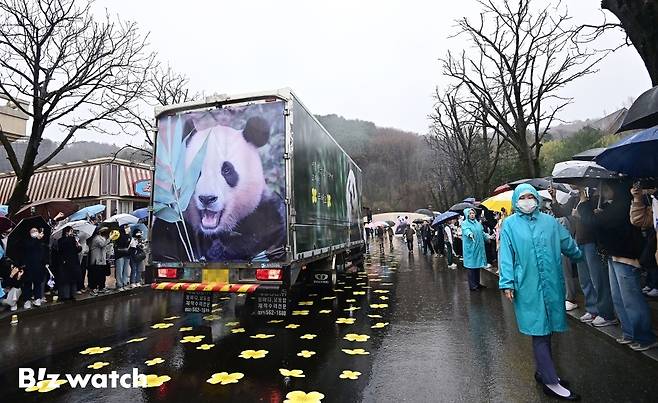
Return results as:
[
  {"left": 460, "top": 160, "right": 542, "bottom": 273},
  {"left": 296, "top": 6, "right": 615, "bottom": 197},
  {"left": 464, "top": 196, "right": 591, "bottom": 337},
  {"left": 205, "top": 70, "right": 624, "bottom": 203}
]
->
[{"left": 2, "top": 240, "right": 658, "bottom": 402}]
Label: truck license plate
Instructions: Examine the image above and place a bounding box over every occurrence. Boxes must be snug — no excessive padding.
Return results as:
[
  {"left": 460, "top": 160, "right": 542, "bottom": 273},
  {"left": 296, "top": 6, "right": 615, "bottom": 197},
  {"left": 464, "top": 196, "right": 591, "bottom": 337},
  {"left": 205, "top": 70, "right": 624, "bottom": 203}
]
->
[{"left": 183, "top": 291, "right": 213, "bottom": 314}]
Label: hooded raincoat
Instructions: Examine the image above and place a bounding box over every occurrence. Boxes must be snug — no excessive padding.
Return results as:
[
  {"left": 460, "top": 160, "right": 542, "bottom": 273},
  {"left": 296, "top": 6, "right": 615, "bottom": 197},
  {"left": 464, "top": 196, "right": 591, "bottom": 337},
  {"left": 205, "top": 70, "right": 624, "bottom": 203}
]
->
[
  {"left": 461, "top": 208, "right": 487, "bottom": 269},
  {"left": 499, "top": 184, "right": 583, "bottom": 336}
]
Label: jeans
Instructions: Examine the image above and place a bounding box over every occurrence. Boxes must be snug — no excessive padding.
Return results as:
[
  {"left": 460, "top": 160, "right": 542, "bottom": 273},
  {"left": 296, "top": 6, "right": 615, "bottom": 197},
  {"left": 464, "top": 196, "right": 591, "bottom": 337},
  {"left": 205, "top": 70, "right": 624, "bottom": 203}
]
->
[
  {"left": 577, "top": 243, "right": 615, "bottom": 319},
  {"left": 533, "top": 334, "right": 559, "bottom": 384},
  {"left": 608, "top": 260, "right": 656, "bottom": 345},
  {"left": 115, "top": 257, "right": 130, "bottom": 288},
  {"left": 129, "top": 257, "right": 141, "bottom": 284},
  {"left": 467, "top": 268, "right": 481, "bottom": 290},
  {"left": 562, "top": 256, "right": 578, "bottom": 302},
  {"left": 646, "top": 269, "right": 658, "bottom": 290}
]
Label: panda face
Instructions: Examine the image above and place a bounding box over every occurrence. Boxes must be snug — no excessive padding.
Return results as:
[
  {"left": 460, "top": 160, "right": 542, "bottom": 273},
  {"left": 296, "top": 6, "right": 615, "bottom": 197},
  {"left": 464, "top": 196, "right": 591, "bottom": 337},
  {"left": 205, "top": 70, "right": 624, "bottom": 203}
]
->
[{"left": 185, "top": 119, "right": 269, "bottom": 235}]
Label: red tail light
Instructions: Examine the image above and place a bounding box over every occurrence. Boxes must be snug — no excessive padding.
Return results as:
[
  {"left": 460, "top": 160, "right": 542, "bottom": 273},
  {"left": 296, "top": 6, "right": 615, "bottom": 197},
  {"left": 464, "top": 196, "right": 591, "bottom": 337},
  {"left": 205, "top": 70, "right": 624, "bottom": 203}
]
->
[
  {"left": 256, "top": 269, "right": 283, "bottom": 281},
  {"left": 157, "top": 268, "right": 178, "bottom": 279}
]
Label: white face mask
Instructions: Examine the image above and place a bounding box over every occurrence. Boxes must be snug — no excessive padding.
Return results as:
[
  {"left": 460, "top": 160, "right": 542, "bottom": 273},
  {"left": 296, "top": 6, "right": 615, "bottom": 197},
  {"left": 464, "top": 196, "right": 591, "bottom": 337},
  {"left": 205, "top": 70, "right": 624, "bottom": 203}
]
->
[
  {"left": 30, "top": 232, "right": 39, "bottom": 238},
  {"left": 517, "top": 198, "right": 538, "bottom": 214}
]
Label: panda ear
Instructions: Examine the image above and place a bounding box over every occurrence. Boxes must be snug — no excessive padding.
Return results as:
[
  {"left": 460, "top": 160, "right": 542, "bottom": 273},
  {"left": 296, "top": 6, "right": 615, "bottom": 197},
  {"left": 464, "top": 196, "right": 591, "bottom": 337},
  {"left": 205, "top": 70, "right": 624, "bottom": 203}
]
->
[{"left": 243, "top": 117, "right": 270, "bottom": 147}]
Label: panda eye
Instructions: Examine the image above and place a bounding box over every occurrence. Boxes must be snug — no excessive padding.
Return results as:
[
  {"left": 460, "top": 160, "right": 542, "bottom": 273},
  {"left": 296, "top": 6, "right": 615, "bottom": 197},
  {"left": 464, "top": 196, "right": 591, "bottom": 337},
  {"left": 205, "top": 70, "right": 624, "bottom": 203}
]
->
[{"left": 221, "top": 161, "right": 239, "bottom": 188}]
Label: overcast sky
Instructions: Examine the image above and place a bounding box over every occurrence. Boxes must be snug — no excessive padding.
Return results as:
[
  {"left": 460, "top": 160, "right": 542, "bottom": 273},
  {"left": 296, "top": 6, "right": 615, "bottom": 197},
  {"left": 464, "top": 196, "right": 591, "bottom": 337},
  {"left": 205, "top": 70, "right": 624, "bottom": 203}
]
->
[{"left": 68, "top": 0, "right": 650, "bottom": 145}]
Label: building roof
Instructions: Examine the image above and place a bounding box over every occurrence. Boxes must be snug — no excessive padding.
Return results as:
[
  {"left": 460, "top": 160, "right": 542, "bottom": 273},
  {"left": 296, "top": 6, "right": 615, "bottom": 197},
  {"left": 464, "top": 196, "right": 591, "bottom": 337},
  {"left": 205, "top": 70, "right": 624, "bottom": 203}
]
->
[{"left": 0, "top": 158, "right": 151, "bottom": 203}]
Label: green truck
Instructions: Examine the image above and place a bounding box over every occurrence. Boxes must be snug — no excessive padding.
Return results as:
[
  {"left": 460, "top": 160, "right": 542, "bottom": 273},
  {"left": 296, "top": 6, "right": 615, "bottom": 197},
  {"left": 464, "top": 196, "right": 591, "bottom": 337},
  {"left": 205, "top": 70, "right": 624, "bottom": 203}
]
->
[{"left": 149, "top": 88, "right": 365, "bottom": 315}]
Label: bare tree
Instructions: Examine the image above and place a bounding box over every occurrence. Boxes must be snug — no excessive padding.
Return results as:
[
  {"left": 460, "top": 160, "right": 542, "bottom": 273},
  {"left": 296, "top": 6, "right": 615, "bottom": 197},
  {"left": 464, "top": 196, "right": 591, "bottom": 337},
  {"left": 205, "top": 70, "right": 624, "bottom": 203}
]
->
[
  {"left": 113, "top": 65, "right": 199, "bottom": 162},
  {"left": 0, "top": 0, "right": 155, "bottom": 215},
  {"left": 442, "top": 0, "right": 603, "bottom": 178},
  {"left": 429, "top": 85, "right": 504, "bottom": 199}
]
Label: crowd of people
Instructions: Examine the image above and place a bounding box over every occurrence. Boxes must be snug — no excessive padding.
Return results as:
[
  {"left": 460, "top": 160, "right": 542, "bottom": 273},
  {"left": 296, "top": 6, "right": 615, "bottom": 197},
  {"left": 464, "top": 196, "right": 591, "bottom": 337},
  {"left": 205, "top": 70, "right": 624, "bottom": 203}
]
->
[{"left": 0, "top": 214, "right": 149, "bottom": 312}]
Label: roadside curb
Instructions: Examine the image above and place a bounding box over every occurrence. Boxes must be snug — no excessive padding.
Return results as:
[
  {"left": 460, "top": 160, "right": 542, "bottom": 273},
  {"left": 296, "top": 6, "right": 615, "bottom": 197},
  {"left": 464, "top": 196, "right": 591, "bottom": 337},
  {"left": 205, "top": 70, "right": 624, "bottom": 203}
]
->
[
  {"left": 0, "top": 286, "right": 151, "bottom": 323},
  {"left": 481, "top": 266, "right": 658, "bottom": 364}
]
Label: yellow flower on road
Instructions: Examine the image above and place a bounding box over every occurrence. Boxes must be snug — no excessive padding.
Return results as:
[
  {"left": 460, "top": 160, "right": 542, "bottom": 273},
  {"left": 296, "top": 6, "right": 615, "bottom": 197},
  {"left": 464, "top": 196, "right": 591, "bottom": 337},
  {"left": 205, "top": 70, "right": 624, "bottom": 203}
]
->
[
  {"left": 142, "top": 374, "right": 171, "bottom": 388},
  {"left": 300, "top": 333, "right": 317, "bottom": 340},
  {"left": 206, "top": 372, "right": 244, "bottom": 385},
  {"left": 180, "top": 335, "right": 205, "bottom": 343},
  {"left": 285, "top": 324, "right": 300, "bottom": 329},
  {"left": 344, "top": 286, "right": 353, "bottom": 289},
  {"left": 297, "top": 350, "right": 316, "bottom": 358},
  {"left": 151, "top": 323, "right": 174, "bottom": 329},
  {"left": 371, "top": 322, "right": 390, "bottom": 329},
  {"left": 373, "top": 290, "right": 389, "bottom": 293},
  {"left": 318, "top": 310, "right": 332, "bottom": 314},
  {"left": 279, "top": 368, "right": 305, "bottom": 378},
  {"left": 344, "top": 333, "right": 370, "bottom": 342},
  {"left": 298, "top": 301, "right": 314, "bottom": 306},
  {"left": 145, "top": 357, "right": 165, "bottom": 366},
  {"left": 321, "top": 296, "right": 336, "bottom": 300},
  {"left": 87, "top": 362, "right": 110, "bottom": 370},
  {"left": 353, "top": 291, "right": 366, "bottom": 295},
  {"left": 163, "top": 316, "right": 180, "bottom": 320},
  {"left": 345, "top": 299, "right": 356, "bottom": 303},
  {"left": 239, "top": 349, "right": 268, "bottom": 359},
  {"left": 284, "top": 391, "right": 325, "bottom": 403},
  {"left": 25, "top": 379, "right": 67, "bottom": 393},
  {"left": 226, "top": 321, "right": 240, "bottom": 327},
  {"left": 339, "top": 370, "right": 361, "bottom": 380},
  {"left": 379, "top": 296, "right": 389, "bottom": 301},
  {"left": 334, "top": 289, "right": 344, "bottom": 292},
  {"left": 80, "top": 346, "right": 111, "bottom": 355},
  {"left": 179, "top": 327, "right": 193, "bottom": 332},
  {"left": 197, "top": 344, "right": 215, "bottom": 350},
  {"left": 250, "top": 333, "right": 275, "bottom": 339},
  {"left": 370, "top": 304, "right": 388, "bottom": 309},
  {"left": 126, "top": 337, "right": 147, "bottom": 343},
  {"left": 368, "top": 314, "right": 382, "bottom": 318},
  {"left": 335, "top": 318, "right": 356, "bottom": 324},
  {"left": 343, "top": 307, "right": 360, "bottom": 312},
  {"left": 202, "top": 314, "right": 221, "bottom": 321},
  {"left": 267, "top": 319, "right": 284, "bottom": 324},
  {"left": 292, "top": 310, "right": 310, "bottom": 316},
  {"left": 231, "top": 328, "right": 246, "bottom": 334},
  {"left": 341, "top": 348, "right": 370, "bottom": 355}
]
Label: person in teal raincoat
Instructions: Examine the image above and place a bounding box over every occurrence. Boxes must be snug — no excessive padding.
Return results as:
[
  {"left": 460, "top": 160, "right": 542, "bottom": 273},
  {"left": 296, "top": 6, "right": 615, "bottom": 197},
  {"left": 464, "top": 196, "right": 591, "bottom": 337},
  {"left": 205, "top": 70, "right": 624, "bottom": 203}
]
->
[
  {"left": 499, "top": 184, "right": 583, "bottom": 401},
  {"left": 461, "top": 208, "right": 488, "bottom": 290}
]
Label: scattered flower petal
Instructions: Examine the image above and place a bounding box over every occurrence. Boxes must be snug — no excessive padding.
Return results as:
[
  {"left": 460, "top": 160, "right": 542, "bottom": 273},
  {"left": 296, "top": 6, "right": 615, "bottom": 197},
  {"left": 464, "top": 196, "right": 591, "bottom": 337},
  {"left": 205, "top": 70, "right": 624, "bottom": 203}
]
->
[
  {"left": 339, "top": 370, "right": 362, "bottom": 380},
  {"left": 379, "top": 296, "right": 389, "bottom": 301},
  {"left": 279, "top": 368, "right": 305, "bottom": 378},
  {"left": 180, "top": 335, "right": 205, "bottom": 343},
  {"left": 368, "top": 314, "right": 382, "bottom": 318},
  {"left": 373, "top": 290, "right": 389, "bottom": 294},
  {"left": 80, "top": 346, "right": 111, "bottom": 355},
  {"left": 343, "top": 307, "right": 360, "bottom": 312},
  {"left": 225, "top": 321, "right": 240, "bottom": 327},
  {"left": 335, "top": 318, "right": 356, "bottom": 324},
  {"left": 341, "top": 348, "right": 370, "bottom": 355},
  {"left": 197, "top": 344, "right": 215, "bottom": 350},
  {"left": 151, "top": 323, "right": 174, "bottom": 329},
  {"left": 142, "top": 374, "right": 171, "bottom": 388},
  {"left": 285, "top": 324, "right": 300, "bottom": 329},
  {"left": 345, "top": 299, "right": 356, "bottom": 303},
  {"left": 292, "top": 310, "right": 310, "bottom": 316},
  {"left": 179, "top": 327, "right": 193, "bottom": 332},
  {"left": 206, "top": 372, "right": 244, "bottom": 385},
  {"left": 298, "top": 301, "right": 314, "bottom": 306},
  {"left": 284, "top": 391, "right": 325, "bottom": 403},
  {"left": 353, "top": 291, "right": 366, "bottom": 295},
  {"left": 318, "top": 310, "right": 332, "bottom": 314},
  {"left": 87, "top": 362, "right": 110, "bottom": 370},
  {"left": 163, "top": 316, "right": 180, "bottom": 320},
  {"left": 300, "top": 333, "right": 317, "bottom": 340},
  {"left": 344, "top": 333, "right": 370, "bottom": 342},
  {"left": 126, "top": 337, "right": 147, "bottom": 343},
  {"left": 231, "top": 328, "right": 246, "bottom": 334},
  {"left": 371, "top": 322, "right": 390, "bottom": 329},
  {"left": 202, "top": 314, "right": 221, "bottom": 321},
  {"left": 25, "top": 379, "right": 67, "bottom": 393},
  {"left": 297, "top": 350, "right": 316, "bottom": 358},
  {"left": 370, "top": 304, "right": 388, "bottom": 309},
  {"left": 250, "top": 333, "right": 275, "bottom": 339},
  {"left": 239, "top": 349, "right": 268, "bottom": 359},
  {"left": 321, "top": 296, "right": 336, "bottom": 300},
  {"left": 145, "top": 357, "right": 165, "bottom": 366},
  {"left": 267, "top": 319, "right": 284, "bottom": 324}
]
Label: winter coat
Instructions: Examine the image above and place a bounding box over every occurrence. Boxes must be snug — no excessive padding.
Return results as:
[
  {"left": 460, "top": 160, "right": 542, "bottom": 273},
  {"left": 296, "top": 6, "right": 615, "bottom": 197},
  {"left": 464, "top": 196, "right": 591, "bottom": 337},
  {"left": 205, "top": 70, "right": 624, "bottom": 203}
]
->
[
  {"left": 23, "top": 237, "right": 48, "bottom": 281},
  {"left": 461, "top": 208, "right": 487, "bottom": 269},
  {"left": 57, "top": 235, "right": 82, "bottom": 284},
  {"left": 499, "top": 184, "right": 583, "bottom": 336},
  {"left": 89, "top": 235, "right": 110, "bottom": 266},
  {"left": 113, "top": 233, "right": 131, "bottom": 258}
]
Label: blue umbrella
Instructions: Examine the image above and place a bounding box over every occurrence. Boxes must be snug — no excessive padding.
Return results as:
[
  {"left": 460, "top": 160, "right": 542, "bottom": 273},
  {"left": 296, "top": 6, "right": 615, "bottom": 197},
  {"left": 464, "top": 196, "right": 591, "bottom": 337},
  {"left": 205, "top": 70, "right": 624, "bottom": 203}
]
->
[
  {"left": 0, "top": 205, "right": 7, "bottom": 216},
  {"left": 68, "top": 204, "right": 106, "bottom": 221},
  {"left": 432, "top": 211, "right": 459, "bottom": 227},
  {"left": 131, "top": 207, "right": 149, "bottom": 220},
  {"left": 463, "top": 197, "right": 476, "bottom": 203},
  {"left": 596, "top": 126, "right": 658, "bottom": 178}
]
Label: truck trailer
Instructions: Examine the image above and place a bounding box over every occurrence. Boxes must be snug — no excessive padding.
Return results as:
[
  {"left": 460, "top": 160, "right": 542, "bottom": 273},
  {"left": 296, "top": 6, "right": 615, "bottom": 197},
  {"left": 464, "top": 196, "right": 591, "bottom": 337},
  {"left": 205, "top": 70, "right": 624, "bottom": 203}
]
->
[{"left": 149, "top": 88, "right": 365, "bottom": 315}]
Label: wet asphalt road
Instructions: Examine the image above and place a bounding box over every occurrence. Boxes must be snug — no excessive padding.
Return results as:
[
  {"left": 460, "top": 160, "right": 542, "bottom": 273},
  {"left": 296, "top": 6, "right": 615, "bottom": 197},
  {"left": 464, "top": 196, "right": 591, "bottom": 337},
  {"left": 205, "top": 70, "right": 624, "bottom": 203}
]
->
[{"left": 2, "top": 239, "right": 658, "bottom": 402}]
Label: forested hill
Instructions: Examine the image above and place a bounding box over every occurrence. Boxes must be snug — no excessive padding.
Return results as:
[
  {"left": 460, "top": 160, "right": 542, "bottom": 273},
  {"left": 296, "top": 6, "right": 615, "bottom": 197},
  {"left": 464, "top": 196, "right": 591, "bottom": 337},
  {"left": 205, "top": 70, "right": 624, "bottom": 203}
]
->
[{"left": 0, "top": 116, "right": 433, "bottom": 212}]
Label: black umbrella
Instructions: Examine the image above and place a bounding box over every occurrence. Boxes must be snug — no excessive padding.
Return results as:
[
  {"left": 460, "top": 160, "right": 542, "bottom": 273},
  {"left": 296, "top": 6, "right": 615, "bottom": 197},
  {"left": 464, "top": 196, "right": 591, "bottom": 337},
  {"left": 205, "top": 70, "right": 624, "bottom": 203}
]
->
[
  {"left": 6, "top": 216, "right": 50, "bottom": 264},
  {"left": 509, "top": 178, "right": 570, "bottom": 193},
  {"left": 414, "top": 208, "right": 434, "bottom": 217},
  {"left": 572, "top": 147, "right": 606, "bottom": 161},
  {"left": 412, "top": 218, "right": 426, "bottom": 224},
  {"left": 616, "top": 85, "right": 658, "bottom": 133},
  {"left": 449, "top": 202, "right": 477, "bottom": 212},
  {"left": 552, "top": 162, "right": 621, "bottom": 185}
]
